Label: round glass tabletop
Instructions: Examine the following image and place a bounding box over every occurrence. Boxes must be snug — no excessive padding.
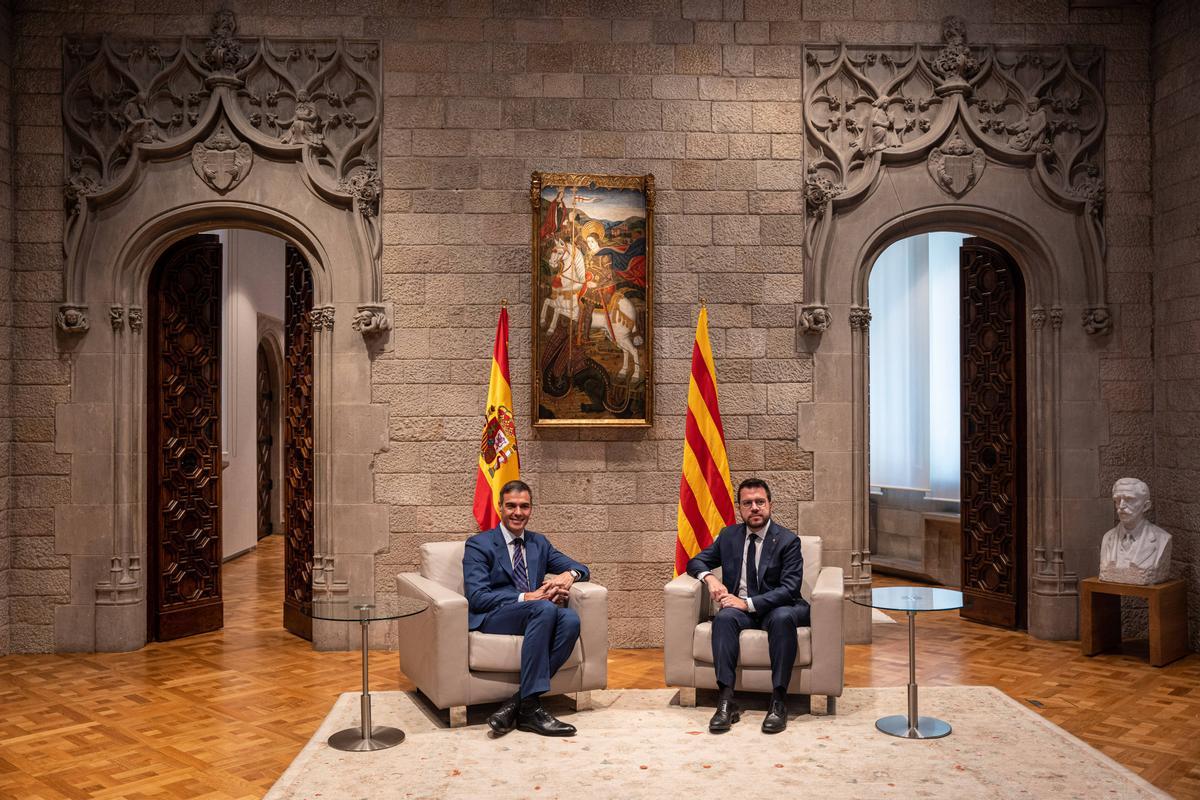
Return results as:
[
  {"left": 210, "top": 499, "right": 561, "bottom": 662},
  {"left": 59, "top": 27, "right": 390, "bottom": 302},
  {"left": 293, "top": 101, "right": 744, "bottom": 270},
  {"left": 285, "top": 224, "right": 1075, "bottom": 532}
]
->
[
  {"left": 305, "top": 596, "right": 428, "bottom": 622},
  {"left": 852, "top": 586, "right": 963, "bottom": 612}
]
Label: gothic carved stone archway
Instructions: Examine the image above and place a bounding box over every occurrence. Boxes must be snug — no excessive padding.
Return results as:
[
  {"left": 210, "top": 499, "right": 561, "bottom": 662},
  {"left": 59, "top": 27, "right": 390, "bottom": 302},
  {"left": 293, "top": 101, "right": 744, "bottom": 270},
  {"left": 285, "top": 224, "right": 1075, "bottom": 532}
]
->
[
  {"left": 797, "top": 19, "right": 1109, "bottom": 643},
  {"left": 53, "top": 12, "right": 391, "bottom": 652}
]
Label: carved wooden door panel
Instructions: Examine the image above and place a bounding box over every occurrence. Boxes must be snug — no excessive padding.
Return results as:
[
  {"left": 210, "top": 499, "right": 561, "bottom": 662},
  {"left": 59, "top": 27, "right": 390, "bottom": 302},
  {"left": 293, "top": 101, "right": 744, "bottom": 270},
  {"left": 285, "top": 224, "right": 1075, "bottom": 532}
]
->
[
  {"left": 283, "top": 244, "right": 315, "bottom": 641},
  {"left": 256, "top": 343, "right": 273, "bottom": 540},
  {"left": 960, "top": 237, "right": 1027, "bottom": 629},
  {"left": 148, "top": 234, "right": 223, "bottom": 641}
]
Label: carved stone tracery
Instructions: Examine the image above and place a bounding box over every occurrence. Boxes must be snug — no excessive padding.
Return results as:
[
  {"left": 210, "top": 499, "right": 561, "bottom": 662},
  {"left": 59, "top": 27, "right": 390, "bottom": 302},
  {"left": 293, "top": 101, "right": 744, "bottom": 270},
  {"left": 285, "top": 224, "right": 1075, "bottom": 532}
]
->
[
  {"left": 803, "top": 17, "right": 1109, "bottom": 335},
  {"left": 62, "top": 11, "right": 384, "bottom": 313}
]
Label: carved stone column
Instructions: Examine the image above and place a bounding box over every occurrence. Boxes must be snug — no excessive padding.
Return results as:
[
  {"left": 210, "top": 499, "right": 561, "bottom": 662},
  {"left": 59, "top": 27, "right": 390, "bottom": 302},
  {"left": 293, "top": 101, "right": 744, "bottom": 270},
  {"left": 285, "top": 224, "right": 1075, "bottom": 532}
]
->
[
  {"left": 1029, "top": 305, "right": 1078, "bottom": 639},
  {"left": 847, "top": 304, "right": 874, "bottom": 644}
]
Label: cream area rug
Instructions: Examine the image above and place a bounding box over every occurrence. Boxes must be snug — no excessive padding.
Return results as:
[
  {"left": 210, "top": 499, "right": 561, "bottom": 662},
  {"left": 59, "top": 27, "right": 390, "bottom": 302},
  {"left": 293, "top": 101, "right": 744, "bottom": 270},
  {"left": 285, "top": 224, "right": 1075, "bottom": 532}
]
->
[{"left": 266, "top": 687, "right": 1167, "bottom": 800}]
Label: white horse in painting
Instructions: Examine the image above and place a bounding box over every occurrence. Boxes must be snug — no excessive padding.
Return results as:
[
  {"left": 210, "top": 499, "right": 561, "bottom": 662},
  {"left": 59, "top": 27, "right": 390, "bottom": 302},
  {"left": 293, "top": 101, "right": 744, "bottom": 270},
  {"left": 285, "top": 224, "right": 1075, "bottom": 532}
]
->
[{"left": 540, "top": 239, "right": 643, "bottom": 382}]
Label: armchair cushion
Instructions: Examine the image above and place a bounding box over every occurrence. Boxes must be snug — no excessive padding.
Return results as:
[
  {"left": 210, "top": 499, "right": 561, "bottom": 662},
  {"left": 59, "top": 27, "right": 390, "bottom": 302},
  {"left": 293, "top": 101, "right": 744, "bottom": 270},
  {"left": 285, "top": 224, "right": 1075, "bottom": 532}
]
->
[
  {"left": 691, "top": 622, "right": 812, "bottom": 668},
  {"left": 420, "top": 541, "right": 467, "bottom": 594},
  {"left": 468, "top": 632, "right": 583, "bottom": 672}
]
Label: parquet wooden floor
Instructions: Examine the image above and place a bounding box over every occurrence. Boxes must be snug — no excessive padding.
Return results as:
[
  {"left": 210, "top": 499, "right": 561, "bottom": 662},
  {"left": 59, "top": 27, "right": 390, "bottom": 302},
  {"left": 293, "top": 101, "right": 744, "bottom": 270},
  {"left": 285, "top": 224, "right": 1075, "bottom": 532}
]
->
[{"left": 2, "top": 537, "right": 1197, "bottom": 799}]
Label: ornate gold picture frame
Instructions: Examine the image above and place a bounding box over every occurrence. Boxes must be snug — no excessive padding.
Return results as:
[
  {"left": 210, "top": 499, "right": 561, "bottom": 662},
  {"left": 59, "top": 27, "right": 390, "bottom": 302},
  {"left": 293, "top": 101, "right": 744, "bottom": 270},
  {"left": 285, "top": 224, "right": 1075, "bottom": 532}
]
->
[{"left": 530, "top": 171, "right": 654, "bottom": 427}]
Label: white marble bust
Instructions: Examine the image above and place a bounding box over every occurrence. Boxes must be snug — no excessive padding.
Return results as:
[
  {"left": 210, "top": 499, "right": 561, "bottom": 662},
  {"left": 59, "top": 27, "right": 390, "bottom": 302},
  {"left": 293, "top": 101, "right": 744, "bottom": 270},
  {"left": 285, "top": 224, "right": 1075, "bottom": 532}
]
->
[{"left": 1098, "top": 478, "right": 1172, "bottom": 585}]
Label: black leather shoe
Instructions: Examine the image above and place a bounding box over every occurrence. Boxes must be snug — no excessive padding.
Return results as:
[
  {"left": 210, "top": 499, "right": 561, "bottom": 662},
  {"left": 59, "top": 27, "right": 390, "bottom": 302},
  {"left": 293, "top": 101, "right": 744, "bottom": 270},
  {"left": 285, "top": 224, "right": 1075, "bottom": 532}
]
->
[
  {"left": 762, "top": 699, "right": 788, "bottom": 734},
  {"left": 487, "top": 695, "right": 520, "bottom": 735},
  {"left": 516, "top": 705, "right": 577, "bottom": 736},
  {"left": 708, "top": 699, "right": 741, "bottom": 733}
]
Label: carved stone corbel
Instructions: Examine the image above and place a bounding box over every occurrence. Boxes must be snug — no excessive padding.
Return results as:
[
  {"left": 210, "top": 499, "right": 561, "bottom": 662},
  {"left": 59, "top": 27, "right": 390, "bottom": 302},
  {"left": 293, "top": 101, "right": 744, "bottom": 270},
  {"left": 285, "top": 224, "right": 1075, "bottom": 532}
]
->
[
  {"left": 352, "top": 304, "right": 390, "bottom": 336},
  {"left": 798, "top": 304, "right": 832, "bottom": 335},
  {"left": 109, "top": 305, "right": 124, "bottom": 331},
  {"left": 1081, "top": 306, "right": 1111, "bottom": 336},
  {"left": 128, "top": 306, "right": 143, "bottom": 333},
  {"left": 57, "top": 304, "right": 89, "bottom": 334}
]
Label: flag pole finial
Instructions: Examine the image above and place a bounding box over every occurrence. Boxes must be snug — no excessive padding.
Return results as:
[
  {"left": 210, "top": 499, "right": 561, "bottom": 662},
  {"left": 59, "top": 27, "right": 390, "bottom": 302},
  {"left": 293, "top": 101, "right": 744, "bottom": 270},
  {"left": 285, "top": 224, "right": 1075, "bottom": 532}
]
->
[
  {"left": 501, "top": 298, "right": 508, "bottom": 308},
  {"left": 700, "top": 297, "right": 707, "bottom": 308}
]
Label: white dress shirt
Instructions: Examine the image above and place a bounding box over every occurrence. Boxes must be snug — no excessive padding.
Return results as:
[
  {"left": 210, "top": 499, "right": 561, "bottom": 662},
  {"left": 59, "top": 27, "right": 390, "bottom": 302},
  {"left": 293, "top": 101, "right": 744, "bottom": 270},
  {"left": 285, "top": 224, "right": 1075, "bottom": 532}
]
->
[
  {"left": 699, "top": 521, "right": 769, "bottom": 614},
  {"left": 500, "top": 523, "right": 581, "bottom": 602}
]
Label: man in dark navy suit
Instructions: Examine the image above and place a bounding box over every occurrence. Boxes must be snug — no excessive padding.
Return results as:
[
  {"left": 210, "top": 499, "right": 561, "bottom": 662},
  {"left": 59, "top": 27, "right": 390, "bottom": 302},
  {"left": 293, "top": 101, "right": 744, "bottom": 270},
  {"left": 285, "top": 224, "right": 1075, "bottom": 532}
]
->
[
  {"left": 687, "top": 478, "right": 809, "bottom": 734},
  {"left": 463, "top": 479, "right": 589, "bottom": 737}
]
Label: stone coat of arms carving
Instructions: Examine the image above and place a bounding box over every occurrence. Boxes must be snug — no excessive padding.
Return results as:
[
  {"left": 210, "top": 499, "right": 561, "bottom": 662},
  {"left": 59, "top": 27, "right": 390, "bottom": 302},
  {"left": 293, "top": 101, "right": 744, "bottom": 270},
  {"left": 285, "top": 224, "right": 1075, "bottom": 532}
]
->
[
  {"left": 927, "top": 131, "right": 985, "bottom": 197},
  {"left": 191, "top": 121, "right": 253, "bottom": 194}
]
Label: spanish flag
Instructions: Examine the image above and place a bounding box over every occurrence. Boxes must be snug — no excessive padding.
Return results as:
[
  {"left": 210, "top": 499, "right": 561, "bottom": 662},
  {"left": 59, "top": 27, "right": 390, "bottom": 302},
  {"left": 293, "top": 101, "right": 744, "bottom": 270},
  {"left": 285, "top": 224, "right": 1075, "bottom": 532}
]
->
[
  {"left": 675, "top": 306, "right": 736, "bottom": 575},
  {"left": 473, "top": 306, "right": 520, "bottom": 531}
]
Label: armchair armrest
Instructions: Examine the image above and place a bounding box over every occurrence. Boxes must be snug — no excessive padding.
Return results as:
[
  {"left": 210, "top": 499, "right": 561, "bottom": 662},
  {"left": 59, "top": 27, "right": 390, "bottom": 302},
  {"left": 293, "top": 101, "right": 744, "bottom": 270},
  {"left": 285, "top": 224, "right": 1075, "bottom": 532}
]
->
[
  {"left": 569, "top": 580, "right": 608, "bottom": 691},
  {"left": 395, "top": 572, "right": 470, "bottom": 710},
  {"left": 807, "top": 565, "right": 845, "bottom": 697},
  {"left": 663, "top": 573, "right": 706, "bottom": 686}
]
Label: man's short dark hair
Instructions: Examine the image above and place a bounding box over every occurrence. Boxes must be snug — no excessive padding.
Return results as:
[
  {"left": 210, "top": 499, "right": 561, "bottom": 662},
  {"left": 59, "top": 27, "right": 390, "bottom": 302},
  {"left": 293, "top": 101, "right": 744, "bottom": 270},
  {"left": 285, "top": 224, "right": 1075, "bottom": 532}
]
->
[
  {"left": 499, "top": 479, "right": 533, "bottom": 504},
  {"left": 737, "top": 478, "right": 772, "bottom": 502}
]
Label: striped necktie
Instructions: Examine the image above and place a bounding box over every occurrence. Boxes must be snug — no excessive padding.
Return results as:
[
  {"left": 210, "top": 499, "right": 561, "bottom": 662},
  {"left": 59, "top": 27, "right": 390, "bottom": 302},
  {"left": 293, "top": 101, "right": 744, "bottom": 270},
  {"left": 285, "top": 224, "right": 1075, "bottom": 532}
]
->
[{"left": 511, "top": 538, "right": 530, "bottom": 593}]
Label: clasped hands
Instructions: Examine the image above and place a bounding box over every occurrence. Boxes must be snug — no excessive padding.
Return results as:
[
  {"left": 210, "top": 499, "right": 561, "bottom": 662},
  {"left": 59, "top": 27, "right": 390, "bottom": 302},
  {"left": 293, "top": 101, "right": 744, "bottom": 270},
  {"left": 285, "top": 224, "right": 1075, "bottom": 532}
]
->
[
  {"left": 704, "top": 575, "right": 749, "bottom": 611},
  {"left": 524, "top": 572, "right": 575, "bottom": 606}
]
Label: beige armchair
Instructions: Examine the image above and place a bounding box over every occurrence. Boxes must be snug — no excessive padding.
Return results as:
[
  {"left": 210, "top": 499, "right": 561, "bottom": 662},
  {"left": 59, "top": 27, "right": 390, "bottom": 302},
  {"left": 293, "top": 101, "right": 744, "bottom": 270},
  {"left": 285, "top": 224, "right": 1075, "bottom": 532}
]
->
[
  {"left": 395, "top": 541, "right": 608, "bottom": 726},
  {"left": 663, "top": 535, "right": 844, "bottom": 712}
]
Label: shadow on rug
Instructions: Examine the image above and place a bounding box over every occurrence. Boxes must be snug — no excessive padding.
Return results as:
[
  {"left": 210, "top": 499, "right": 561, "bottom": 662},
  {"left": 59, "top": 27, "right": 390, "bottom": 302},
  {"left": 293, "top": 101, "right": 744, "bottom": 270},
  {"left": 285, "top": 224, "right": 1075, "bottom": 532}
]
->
[{"left": 266, "top": 687, "right": 1166, "bottom": 800}]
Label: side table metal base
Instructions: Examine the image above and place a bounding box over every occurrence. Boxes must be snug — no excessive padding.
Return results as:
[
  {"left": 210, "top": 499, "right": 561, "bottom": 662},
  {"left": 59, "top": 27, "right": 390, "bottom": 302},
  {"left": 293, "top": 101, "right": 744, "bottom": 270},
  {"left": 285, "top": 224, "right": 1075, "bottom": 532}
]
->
[
  {"left": 875, "top": 714, "right": 951, "bottom": 739},
  {"left": 328, "top": 725, "right": 405, "bottom": 752}
]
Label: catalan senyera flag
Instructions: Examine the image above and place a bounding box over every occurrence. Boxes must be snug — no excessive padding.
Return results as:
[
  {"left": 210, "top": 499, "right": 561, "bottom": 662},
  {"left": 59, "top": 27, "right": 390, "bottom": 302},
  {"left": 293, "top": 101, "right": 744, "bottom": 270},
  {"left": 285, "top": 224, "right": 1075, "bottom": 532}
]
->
[
  {"left": 473, "top": 306, "right": 520, "bottom": 531},
  {"left": 675, "top": 307, "right": 736, "bottom": 576}
]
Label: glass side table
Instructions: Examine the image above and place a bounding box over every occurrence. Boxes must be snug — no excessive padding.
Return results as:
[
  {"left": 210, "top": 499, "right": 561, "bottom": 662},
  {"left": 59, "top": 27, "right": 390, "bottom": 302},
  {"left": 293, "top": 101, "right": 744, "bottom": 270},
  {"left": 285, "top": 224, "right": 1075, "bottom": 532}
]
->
[
  {"left": 305, "top": 596, "right": 428, "bottom": 752},
  {"left": 851, "top": 586, "right": 963, "bottom": 739}
]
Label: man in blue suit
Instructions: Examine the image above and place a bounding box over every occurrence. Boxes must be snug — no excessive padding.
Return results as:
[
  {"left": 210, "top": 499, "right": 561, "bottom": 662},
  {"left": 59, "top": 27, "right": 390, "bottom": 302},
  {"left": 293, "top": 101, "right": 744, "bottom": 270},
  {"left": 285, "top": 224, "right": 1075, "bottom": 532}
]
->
[
  {"left": 687, "top": 478, "right": 809, "bottom": 734},
  {"left": 463, "top": 479, "right": 589, "bottom": 737}
]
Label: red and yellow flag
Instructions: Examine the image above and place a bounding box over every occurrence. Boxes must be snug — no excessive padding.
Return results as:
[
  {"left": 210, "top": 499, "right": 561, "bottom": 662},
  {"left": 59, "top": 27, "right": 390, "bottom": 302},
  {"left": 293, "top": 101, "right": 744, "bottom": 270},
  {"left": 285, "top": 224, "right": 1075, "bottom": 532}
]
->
[
  {"left": 675, "top": 307, "right": 736, "bottom": 575},
  {"left": 473, "top": 306, "right": 520, "bottom": 531}
]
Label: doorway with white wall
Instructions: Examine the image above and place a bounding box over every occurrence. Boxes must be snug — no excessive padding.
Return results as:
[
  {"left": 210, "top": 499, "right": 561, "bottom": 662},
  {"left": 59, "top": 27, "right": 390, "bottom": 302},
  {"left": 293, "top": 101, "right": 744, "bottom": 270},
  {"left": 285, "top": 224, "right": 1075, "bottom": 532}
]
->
[{"left": 867, "top": 232, "right": 1028, "bottom": 630}]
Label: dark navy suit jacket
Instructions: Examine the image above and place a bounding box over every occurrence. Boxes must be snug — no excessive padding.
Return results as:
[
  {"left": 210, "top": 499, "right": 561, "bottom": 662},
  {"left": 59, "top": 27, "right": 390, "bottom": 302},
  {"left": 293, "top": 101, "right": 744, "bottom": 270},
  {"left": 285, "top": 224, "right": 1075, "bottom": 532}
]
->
[
  {"left": 686, "top": 520, "right": 805, "bottom": 616},
  {"left": 462, "top": 526, "right": 590, "bottom": 631}
]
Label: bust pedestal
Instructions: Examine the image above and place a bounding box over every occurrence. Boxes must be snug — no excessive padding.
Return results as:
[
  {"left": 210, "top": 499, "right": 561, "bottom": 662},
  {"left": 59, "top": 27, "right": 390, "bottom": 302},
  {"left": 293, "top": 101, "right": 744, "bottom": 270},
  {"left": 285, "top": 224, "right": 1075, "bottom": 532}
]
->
[{"left": 1079, "top": 577, "right": 1188, "bottom": 667}]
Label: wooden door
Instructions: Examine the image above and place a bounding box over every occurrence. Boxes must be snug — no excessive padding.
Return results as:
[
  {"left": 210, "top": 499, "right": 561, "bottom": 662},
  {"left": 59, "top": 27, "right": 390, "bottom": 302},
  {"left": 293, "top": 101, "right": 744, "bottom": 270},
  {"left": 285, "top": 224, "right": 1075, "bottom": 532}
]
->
[
  {"left": 959, "top": 237, "right": 1027, "bottom": 629},
  {"left": 147, "top": 234, "right": 223, "bottom": 641},
  {"left": 256, "top": 343, "right": 274, "bottom": 540},
  {"left": 283, "top": 244, "right": 315, "bottom": 640}
]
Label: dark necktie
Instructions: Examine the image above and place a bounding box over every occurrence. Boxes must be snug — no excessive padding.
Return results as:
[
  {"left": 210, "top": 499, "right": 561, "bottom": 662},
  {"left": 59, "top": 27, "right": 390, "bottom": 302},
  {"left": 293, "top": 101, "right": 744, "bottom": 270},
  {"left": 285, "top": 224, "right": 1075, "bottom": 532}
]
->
[
  {"left": 512, "top": 538, "right": 530, "bottom": 593},
  {"left": 745, "top": 533, "right": 759, "bottom": 598}
]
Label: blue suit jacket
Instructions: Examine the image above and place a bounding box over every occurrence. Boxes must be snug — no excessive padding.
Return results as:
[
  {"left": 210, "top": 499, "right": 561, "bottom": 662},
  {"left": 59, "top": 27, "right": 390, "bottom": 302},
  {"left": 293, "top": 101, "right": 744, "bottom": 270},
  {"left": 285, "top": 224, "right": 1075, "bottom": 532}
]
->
[
  {"left": 686, "top": 520, "right": 805, "bottom": 616},
  {"left": 462, "top": 526, "right": 590, "bottom": 630}
]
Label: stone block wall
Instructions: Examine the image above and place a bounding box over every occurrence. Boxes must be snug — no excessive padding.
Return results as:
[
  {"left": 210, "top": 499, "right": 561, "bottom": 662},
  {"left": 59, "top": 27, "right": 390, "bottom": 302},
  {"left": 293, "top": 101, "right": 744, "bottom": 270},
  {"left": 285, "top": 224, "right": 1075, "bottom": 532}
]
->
[
  {"left": 0, "top": 0, "right": 13, "bottom": 657},
  {"left": 1153, "top": 0, "right": 1200, "bottom": 650},
  {"left": 9, "top": 0, "right": 71, "bottom": 654},
  {"left": 0, "top": 0, "right": 1173, "bottom": 651}
]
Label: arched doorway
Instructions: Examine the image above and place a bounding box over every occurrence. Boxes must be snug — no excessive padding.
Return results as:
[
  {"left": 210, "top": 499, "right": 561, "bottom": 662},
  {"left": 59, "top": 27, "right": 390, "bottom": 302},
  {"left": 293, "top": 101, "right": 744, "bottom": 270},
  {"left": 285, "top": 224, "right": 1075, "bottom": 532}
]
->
[
  {"left": 145, "top": 232, "right": 316, "bottom": 643},
  {"left": 54, "top": 12, "right": 389, "bottom": 653},
  {"left": 867, "top": 232, "right": 1029, "bottom": 630}
]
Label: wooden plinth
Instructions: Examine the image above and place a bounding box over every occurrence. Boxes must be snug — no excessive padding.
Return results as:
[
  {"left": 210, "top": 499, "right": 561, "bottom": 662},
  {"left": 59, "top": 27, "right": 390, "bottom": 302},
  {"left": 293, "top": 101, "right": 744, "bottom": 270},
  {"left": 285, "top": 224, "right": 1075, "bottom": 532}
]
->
[{"left": 1080, "top": 577, "right": 1188, "bottom": 667}]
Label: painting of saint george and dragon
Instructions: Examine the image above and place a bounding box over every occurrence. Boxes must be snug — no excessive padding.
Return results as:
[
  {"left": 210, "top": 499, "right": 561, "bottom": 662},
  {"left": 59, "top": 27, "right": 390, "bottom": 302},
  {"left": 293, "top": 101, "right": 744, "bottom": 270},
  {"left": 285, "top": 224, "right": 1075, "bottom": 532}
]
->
[{"left": 530, "top": 171, "right": 654, "bottom": 426}]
